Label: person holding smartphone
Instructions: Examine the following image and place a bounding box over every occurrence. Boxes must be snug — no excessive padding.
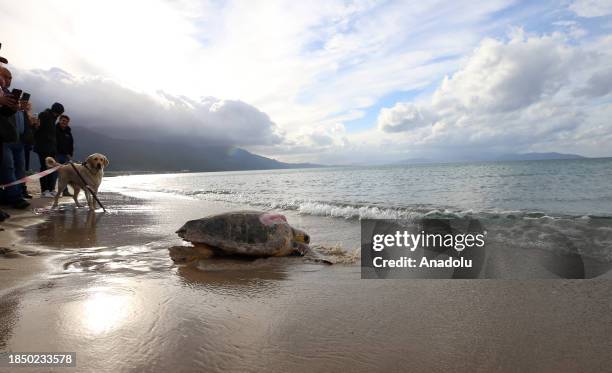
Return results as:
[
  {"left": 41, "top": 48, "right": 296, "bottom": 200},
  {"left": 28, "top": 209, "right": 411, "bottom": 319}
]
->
[
  {"left": 0, "top": 66, "right": 30, "bottom": 209},
  {"left": 0, "top": 49, "right": 16, "bottom": 220},
  {"left": 0, "top": 73, "right": 18, "bottom": 220},
  {"left": 0, "top": 67, "right": 18, "bottom": 144}
]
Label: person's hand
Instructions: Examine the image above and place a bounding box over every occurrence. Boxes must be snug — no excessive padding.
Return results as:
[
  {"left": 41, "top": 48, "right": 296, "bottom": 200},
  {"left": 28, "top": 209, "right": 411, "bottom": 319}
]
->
[
  {"left": 20, "top": 101, "right": 32, "bottom": 112},
  {"left": 29, "top": 115, "right": 40, "bottom": 127},
  {"left": 0, "top": 95, "right": 17, "bottom": 109}
]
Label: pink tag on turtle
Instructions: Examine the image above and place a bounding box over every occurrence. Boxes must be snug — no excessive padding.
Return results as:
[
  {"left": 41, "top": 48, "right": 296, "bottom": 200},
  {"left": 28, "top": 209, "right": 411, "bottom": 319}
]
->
[{"left": 259, "top": 213, "right": 288, "bottom": 226}]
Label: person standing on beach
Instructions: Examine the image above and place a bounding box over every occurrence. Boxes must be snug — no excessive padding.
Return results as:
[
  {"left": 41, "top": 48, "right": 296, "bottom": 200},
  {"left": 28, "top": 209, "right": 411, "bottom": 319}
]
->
[
  {"left": 55, "top": 114, "right": 74, "bottom": 196},
  {"left": 0, "top": 67, "right": 30, "bottom": 209},
  {"left": 20, "top": 100, "right": 35, "bottom": 199},
  {"left": 34, "top": 102, "right": 64, "bottom": 198},
  {"left": 0, "top": 65, "right": 19, "bottom": 220}
]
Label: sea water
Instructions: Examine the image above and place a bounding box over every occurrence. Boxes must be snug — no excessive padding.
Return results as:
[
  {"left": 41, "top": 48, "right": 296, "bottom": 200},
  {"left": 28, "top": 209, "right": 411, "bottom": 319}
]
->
[{"left": 103, "top": 158, "right": 612, "bottom": 218}]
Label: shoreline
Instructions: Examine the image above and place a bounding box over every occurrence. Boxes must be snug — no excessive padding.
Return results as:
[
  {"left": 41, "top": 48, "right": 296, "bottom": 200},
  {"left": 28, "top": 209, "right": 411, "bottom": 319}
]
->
[{"left": 0, "top": 182, "right": 53, "bottom": 294}]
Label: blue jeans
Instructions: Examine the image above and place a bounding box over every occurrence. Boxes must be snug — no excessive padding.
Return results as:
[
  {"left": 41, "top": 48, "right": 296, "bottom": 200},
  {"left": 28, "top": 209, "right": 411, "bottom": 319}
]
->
[{"left": 1, "top": 143, "right": 25, "bottom": 204}]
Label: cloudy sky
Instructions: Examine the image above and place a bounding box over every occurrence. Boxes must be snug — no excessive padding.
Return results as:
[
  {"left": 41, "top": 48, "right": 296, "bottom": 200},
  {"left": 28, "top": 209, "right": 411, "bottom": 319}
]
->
[{"left": 1, "top": 0, "right": 612, "bottom": 163}]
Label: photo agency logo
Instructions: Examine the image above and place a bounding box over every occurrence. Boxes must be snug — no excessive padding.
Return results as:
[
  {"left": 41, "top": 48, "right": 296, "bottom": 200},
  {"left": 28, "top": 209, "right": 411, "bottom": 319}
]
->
[{"left": 361, "top": 217, "right": 612, "bottom": 279}]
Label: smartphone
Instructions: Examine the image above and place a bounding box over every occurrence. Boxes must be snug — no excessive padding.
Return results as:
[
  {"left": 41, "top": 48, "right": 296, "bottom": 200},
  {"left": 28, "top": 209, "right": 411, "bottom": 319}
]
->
[
  {"left": 11, "top": 88, "right": 22, "bottom": 100},
  {"left": 21, "top": 92, "right": 30, "bottom": 102}
]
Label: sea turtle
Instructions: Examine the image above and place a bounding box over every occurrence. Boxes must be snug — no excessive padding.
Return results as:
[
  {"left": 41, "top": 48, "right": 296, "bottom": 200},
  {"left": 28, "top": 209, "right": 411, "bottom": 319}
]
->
[{"left": 170, "top": 211, "right": 328, "bottom": 264}]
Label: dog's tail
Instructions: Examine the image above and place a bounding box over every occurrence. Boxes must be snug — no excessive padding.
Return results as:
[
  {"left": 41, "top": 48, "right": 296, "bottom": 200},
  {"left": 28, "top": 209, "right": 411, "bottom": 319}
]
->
[{"left": 45, "top": 157, "right": 60, "bottom": 168}]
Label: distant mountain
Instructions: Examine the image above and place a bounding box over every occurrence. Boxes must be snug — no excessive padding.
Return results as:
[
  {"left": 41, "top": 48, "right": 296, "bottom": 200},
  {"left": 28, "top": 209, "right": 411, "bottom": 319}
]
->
[
  {"left": 67, "top": 127, "right": 321, "bottom": 172},
  {"left": 395, "top": 158, "right": 437, "bottom": 164},
  {"left": 495, "top": 152, "right": 587, "bottom": 161}
]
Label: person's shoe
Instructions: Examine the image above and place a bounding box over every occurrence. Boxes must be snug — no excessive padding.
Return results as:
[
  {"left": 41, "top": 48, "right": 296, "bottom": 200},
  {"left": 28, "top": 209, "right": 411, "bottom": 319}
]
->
[
  {"left": 42, "top": 190, "right": 54, "bottom": 198},
  {"left": 11, "top": 199, "right": 30, "bottom": 210},
  {"left": 62, "top": 190, "right": 73, "bottom": 197}
]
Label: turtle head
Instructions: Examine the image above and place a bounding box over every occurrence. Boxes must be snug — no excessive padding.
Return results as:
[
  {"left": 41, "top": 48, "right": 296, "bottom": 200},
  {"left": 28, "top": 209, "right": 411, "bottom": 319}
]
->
[
  {"left": 292, "top": 228, "right": 311, "bottom": 256},
  {"left": 292, "top": 228, "right": 310, "bottom": 245},
  {"left": 176, "top": 220, "right": 204, "bottom": 242},
  {"left": 176, "top": 221, "right": 192, "bottom": 239},
  {"left": 168, "top": 246, "right": 199, "bottom": 265}
]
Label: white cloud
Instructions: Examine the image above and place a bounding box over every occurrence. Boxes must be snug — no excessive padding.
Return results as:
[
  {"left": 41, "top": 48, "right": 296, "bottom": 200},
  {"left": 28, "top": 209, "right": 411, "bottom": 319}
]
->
[
  {"left": 431, "top": 31, "right": 577, "bottom": 114},
  {"left": 16, "top": 68, "right": 282, "bottom": 146},
  {"left": 374, "top": 30, "right": 612, "bottom": 158},
  {"left": 569, "top": 0, "right": 612, "bottom": 17},
  {"left": 265, "top": 123, "right": 348, "bottom": 157},
  {"left": 377, "top": 103, "right": 433, "bottom": 132}
]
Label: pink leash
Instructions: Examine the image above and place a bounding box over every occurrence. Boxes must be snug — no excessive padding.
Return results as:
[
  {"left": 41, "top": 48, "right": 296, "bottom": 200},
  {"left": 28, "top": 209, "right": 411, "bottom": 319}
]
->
[{"left": 0, "top": 166, "right": 60, "bottom": 188}]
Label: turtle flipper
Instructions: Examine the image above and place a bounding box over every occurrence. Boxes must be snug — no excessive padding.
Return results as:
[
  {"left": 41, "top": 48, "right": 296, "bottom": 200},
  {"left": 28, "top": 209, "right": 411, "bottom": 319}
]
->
[
  {"left": 294, "top": 243, "right": 333, "bottom": 265},
  {"left": 307, "top": 256, "right": 333, "bottom": 265}
]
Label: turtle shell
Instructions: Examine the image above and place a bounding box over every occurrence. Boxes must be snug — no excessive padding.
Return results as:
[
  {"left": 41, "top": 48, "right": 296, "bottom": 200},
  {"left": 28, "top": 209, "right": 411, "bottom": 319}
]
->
[{"left": 176, "top": 211, "right": 296, "bottom": 257}]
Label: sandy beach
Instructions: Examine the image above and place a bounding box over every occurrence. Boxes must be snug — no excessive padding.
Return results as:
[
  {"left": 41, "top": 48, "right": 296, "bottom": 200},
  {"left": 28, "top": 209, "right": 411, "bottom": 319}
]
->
[
  {"left": 0, "top": 186, "right": 610, "bottom": 373},
  {"left": 0, "top": 182, "right": 50, "bottom": 293}
]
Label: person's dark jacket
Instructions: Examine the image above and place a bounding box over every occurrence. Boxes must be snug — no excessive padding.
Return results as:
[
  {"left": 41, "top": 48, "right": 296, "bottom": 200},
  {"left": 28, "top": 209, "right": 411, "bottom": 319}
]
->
[
  {"left": 0, "top": 101, "right": 18, "bottom": 143},
  {"left": 0, "top": 88, "right": 18, "bottom": 143},
  {"left": 56, "top": 125, "right": 74, "bottom": 156},
  {"left": 34, "top": 109, "right": 57, "bottom": 155},
  {"left": 0, "top": 115, "right": 17, "bottom": 143},
  {"left": 0, "top": 102, "right": 16, "bottom": 167}
]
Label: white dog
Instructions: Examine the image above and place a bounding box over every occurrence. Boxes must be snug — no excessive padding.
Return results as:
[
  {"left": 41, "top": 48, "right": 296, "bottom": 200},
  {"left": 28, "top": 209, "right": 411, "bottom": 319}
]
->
[{"left": 46, "top": 153, "right": 109, "bottom": 210}]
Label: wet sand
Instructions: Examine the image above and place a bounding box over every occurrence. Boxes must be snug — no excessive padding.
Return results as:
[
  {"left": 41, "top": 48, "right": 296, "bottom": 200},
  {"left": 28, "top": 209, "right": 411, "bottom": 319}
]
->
[
  {"left": 1, "top": 191, "right": 611, "bottom": 372},
  {"left": 0, "top": 182, "right": 51, "bottom": 293}
]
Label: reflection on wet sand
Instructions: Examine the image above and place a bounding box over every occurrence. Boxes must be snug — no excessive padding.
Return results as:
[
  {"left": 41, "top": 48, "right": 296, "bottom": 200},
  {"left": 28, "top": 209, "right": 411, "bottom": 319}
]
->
[
  {"left": 76, "top": 289, "right": 135, "bottom": 336},
  {"left": 176, "top": 259, "right": 290, "bottom": 297},
  {"left": 34, "top": 209, "right": 100, "bottom": 248},
  {"left": 27, "top": 193, "right": 167, "bottom": 253}
]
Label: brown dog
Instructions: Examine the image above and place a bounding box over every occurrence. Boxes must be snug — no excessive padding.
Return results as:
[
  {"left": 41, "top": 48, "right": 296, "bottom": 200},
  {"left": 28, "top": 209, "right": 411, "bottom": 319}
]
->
[{"left": 46, "top": 153, "right": 109, "bottom": 210}]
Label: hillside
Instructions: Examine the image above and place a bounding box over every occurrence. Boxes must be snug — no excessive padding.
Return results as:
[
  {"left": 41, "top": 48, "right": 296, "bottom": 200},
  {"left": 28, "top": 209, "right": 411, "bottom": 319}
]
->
[{"left": 68, "top": 127, "right": 320, "bottom": 172}]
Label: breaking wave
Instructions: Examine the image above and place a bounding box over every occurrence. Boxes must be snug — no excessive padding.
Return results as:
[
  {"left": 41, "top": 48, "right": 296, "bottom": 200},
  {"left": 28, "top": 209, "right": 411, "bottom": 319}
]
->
[{"left": 104, "top": 183, "right": 611, "bottom": 222}]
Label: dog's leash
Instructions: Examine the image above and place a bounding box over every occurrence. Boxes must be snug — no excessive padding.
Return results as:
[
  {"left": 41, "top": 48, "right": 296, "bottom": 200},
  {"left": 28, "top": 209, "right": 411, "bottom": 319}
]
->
[
  {"left": 68, "top": 161, "right": 107, "bottom": 213},
  {"left": 0, "top": 166, "right": 60, "bottom": 188}
]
